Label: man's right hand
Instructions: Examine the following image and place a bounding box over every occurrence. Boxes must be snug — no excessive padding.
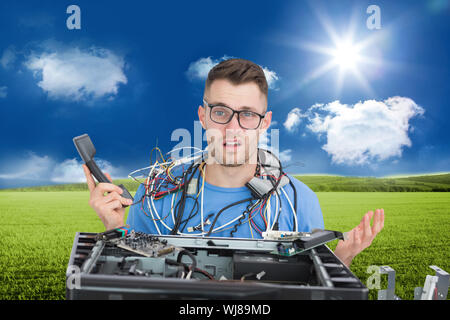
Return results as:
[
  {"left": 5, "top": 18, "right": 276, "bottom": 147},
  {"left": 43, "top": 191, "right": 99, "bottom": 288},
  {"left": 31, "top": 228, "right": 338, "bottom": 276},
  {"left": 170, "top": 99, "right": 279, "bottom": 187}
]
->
[{"left": 83, "top": 164, "right": 133, "bottom": 231}]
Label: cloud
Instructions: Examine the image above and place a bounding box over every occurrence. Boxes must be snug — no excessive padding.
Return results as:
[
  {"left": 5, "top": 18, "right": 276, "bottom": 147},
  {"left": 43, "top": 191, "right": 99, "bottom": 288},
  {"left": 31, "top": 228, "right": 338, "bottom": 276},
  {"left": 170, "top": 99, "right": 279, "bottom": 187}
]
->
[
  {"left": 278, "top": 149, "right": 292, "bottom": 162},
  {"left": 186, "top": 56, "right": 222, "bottom": 81},
  {"left": 24, "top": 45, "right": 127, "bottom": 102},
  {"left": 258, "top": 122, "right": 292, "bottom": 164},
  {"left": 258, "top": 120, "right": 279, "bottom": 150},
  {"left": 0, "top": 152, "right": 53, "bottom": 180},
  {"left": 1, "top": 45, "right": 17, "bottom": 69},
  {"left": 51, "top": 158, "right": 123, "bottom": 183},
  {"left": 186, "top": 55, "right": 280, "bottom": 89},
  {"left": 261, "top": 66, "right": 280, "bottom": 90},
  {"left": 283, "top": 107, "right": 307, "bottom": 132},
  {"left": 0, "top": 86, "right": 7, "bottom": 98},
  {"left": 0, "top": 152, "right": 124, "bottom": 183},
  {"left": 306, "top": 97, "right": 424, "bottom": 165}
]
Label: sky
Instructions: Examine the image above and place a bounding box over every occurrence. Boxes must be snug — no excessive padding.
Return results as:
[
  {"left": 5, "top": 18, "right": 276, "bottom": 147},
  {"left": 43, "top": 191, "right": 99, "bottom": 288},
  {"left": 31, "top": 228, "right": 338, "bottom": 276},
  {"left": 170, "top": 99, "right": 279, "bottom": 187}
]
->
[{"left": 0, "top": 0, "right": 449, "bottom": 188}]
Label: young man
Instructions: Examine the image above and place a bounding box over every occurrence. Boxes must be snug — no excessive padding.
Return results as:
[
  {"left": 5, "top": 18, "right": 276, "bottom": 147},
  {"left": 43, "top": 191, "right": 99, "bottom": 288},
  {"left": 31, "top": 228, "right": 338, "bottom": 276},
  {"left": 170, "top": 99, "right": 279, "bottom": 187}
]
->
[{"left": 83, "top": 58, "right": 384, "bottom": 267}]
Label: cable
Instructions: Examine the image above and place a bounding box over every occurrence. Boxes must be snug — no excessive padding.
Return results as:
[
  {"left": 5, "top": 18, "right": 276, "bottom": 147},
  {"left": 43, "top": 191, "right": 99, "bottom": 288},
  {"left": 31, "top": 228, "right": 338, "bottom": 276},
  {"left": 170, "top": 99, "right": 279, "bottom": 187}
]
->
[
  {"left": 270, "top": 189, "right": 282, "bottom": 231},
  {"left": 205, "top": 197, "right": 254, "bottom": 237},
  {"left": 171, "top": 162, "right": 201, "bottom": 235},
  {"left": 229, "top": 199, "right": 261, "bottom": 237},
  {"left": 179, "top": 195, "right": 200, "bottom": 233},
  {"left": 288, "top": 177, "right": 298, "bottom": 230},
  {"left": 263, "top": 194, "right": 271, "bottom": 229},
  {"left": 146, "top": 165, "right": 162, "bottom": 235},
  {"left": 127, "top": 147, "right": 206, "bottom": 180},
  {"left": 280, "top": 186, "right": 298, "bottom": 232},
  {"left": 266, "top": 194, "right": 271, "bottom": 230},
  {"left": 130, "top": 146, "right": 293, "bottom": 238},
  {"left": 145, "top": 159, "right": 249, "bottom": 237},
  {"left": 199, "top": 162, "right": 206, "bottom": 236},
  {"left": 165, "top": 259, "right": 214, "bottom": 280},
  {"left": 176, "top": 249, "right": 197, "bottom": 271},
  {"left": 217, "top": 200, "right": 264, "bottom": 235}
]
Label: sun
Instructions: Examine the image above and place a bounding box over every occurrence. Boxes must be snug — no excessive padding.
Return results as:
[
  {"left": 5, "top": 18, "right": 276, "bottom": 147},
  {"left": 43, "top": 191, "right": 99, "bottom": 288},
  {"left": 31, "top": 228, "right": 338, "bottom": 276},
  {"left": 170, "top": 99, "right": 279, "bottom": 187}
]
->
[
  {"left": 331, "top": 41, "right": 362, "bottom": 72},
  {"left": 287, "top": 6, "right": 387, "bottom": 97},
  {"left": 295, "top": 33, "right": 374, "bottom": 96},
  {"left": 275, "top": 5, "right": 390, "bottom": 100}
]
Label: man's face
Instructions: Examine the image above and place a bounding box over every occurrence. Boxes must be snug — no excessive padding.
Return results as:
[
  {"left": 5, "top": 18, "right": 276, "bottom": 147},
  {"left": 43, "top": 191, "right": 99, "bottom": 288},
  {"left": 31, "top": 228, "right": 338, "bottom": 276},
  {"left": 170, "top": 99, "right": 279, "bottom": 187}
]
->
[{"left": 198, "top": 79, "right": 272, "bottom": 166}]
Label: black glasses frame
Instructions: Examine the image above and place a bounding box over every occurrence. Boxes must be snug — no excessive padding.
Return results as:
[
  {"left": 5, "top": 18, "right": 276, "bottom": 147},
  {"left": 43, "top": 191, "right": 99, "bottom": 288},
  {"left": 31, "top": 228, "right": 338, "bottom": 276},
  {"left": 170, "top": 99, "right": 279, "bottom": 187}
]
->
[{"left": 203, "top": 99, "right": 266, "bottom": 130}]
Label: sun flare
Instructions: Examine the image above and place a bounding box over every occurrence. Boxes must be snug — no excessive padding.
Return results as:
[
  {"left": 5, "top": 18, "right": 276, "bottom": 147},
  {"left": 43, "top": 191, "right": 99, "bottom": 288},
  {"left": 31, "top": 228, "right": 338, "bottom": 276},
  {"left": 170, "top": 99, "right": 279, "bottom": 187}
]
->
[{"left": 331, "top": 41, "right": 361, "bottom": 71}]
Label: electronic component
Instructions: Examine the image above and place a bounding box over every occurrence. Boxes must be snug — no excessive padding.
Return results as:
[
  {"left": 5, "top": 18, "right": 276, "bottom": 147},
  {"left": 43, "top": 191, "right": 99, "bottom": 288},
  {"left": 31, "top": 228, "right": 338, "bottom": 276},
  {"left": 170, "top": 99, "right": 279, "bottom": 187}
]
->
[
  {"left": 186, "top": 178, "right": 198, "bottom": 195},
  {"left": 112, "top": 231, "right": 176, "bottom": 257},
  {"left": 262, "top": 230, "right": 310, "bottom": 240},
  {"left": 245, "top": 149, "right": 290, "bottom": 199},
  {"left": 245, "top": 177, "right": 273, "bottom": 199},
  {"left": 96, "top": 226, "right": 131, "bottom": 241},
  {"left": 66, "top": 229, "right": 367, "bottom": 300},
  {"left": 264, "top": 229, "right": 345, "bottom": 256}
]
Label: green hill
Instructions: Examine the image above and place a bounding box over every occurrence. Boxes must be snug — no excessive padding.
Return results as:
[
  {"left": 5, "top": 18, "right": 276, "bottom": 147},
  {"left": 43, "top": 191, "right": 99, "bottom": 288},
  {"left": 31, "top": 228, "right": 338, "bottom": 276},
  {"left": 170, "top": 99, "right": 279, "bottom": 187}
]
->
[
  {"left": 294, "top": 173, "right": 450, "bottom": 192},
  {"left": 2, "top": 173, "right": 450, "bottom": 192}
]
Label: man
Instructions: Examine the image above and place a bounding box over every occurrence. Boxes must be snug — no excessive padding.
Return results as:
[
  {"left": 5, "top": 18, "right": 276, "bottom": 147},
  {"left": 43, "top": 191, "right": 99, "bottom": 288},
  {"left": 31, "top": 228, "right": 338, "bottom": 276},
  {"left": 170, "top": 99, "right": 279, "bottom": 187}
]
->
[{"left": 83, "top": 58, "right": 384, "bottom": 267}]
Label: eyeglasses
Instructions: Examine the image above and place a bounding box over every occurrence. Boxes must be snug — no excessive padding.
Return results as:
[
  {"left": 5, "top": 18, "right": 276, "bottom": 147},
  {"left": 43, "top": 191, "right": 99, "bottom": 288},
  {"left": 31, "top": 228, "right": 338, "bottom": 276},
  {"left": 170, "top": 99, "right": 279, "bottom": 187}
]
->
[{"left": 203, "top": 99, "right": 266, "bottom": 130}]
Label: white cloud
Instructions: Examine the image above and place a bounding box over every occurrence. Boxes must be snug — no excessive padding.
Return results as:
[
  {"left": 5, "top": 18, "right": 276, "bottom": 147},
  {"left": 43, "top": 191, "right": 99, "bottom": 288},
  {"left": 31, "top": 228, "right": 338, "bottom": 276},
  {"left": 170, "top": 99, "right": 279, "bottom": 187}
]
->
[
  {"left": 258, "top": 119, "right": 279, "bottom": 150},
  {"left": 306, "top": 97, "right": 424, "bottom": 165},
  {"left": 50, "top": 158, "right": 123, "bottom": 183},
  {"left": 186, "top": 56, "right": 280, "bottom": 89},
  {"left": 0, "top": 152, "right": 124, "bottom": 183},
  {"left": 258, "top": 124, "right": 292, "bottom": 164},
  {"left": 278, "top": 149, "right": 292, "bottom": 162},
  {"left": 283, "top": 107, "right": 307, "bottom": 132},
  {"left": 25, "top": 46, "right": 127, "bottom": 101},
  {"left": 0, "top": 152, "right": 53, "bottom": 180},
  {"left": 0, "top": 86, "right": 7, "bottom": 98},
  {"left": 261, "top": 66, "right": 279, "bottom": 90},
  {"left": 0, "top": 45, "right": 16, "bottom": 69},
  {"left": 186, "top": 56, "right": 222, "bottom": 81}
]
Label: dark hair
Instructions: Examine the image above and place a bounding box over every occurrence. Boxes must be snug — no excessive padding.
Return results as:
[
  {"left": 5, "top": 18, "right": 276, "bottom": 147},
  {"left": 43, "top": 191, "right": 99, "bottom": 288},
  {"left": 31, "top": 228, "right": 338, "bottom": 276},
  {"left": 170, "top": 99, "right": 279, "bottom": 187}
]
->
[{"left": 204, "top": 58, "right": 268, "bottom": 98}]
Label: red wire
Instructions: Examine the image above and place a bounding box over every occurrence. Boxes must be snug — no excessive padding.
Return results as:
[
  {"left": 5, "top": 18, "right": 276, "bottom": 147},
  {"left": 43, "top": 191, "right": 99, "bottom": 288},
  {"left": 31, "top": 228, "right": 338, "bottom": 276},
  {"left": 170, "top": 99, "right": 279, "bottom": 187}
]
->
[
  {"left": 140, "top": 196, "right": 149, "bottom": 217},
  {"left": 154, "top": 185, "right": 183, "bottom": 200},
  {"left": 259, "top": 197, "right": 268, "bottom": 228},
  {"left": 248, "top": 199, "right": 267, "bottom": 234},
  {"left": 250, "top": 219, "right": 262, "bottom": 234}
]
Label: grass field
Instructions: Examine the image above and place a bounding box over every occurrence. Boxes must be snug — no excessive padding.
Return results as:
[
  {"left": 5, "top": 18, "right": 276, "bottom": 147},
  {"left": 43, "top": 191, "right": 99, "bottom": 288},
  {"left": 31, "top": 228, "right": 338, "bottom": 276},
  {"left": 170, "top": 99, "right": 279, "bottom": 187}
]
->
[
  {"left": 4, "top": 173, "right": 450, "bottom": 193},
  {"left": 0, "top": 189, "right": 449, "bottom": 300}
]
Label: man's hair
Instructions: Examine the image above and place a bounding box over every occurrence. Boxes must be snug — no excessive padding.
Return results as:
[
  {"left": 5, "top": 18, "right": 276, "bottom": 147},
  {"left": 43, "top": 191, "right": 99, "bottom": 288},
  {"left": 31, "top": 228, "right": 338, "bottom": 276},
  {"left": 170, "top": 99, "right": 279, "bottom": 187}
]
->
[{"left": 205, "top": 58, "right": 268, "bottom": 99}]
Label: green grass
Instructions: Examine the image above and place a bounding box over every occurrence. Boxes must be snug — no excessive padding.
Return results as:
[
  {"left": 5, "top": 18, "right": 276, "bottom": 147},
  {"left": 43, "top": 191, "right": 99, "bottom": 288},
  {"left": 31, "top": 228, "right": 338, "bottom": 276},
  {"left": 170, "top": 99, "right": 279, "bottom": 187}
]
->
[
  {"left": 294, "top": 173, "right": 450, "bottom": 192},
  {"left": 3, "top": 173, "right": 450, "bottom": 192},
  {"left": 0, "top": 191, "right": 448, "bottom": 300},
  {"left": 319, "top": 192, "right": 450, "bottom": 300},
  {"left": 0, "top": 192, "right": 105, "bottom": 299}
]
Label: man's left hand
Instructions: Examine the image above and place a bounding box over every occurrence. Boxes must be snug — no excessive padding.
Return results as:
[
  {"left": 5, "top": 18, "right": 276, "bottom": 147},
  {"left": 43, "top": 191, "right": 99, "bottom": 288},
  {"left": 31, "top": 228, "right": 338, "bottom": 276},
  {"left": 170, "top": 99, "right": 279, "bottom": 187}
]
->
[{"left": 333, "top": 208, "right": 385, "bottom": 267}]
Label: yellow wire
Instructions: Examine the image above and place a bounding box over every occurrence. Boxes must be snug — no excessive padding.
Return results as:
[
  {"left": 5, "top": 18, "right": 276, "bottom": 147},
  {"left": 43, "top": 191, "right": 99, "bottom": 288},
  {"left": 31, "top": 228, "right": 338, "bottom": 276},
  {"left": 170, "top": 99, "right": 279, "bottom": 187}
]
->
[
  {"left": 166, "top": 161, "right": 175, "bottom": 181},
  {"left": 149, "top": 146, "right": 178, "bottom": 181},
  {"left": 149, "top": 147, "right": 165, "bottom": 166},
  {"left": 248, "top": 212, "right": 254, "bottom": 239},
  {"left": 196, "top": 161, "right": 206, "bottom": 199},
  {"left": 264, "top": 194, "right": 271, "bottom": 225}
]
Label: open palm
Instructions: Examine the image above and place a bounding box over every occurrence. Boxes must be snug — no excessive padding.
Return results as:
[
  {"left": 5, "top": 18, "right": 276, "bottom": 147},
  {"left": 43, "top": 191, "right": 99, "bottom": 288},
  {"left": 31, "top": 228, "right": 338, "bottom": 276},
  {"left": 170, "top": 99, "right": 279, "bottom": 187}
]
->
[{"left": 334, "top": 209, "right": 385, "bottom": 267}]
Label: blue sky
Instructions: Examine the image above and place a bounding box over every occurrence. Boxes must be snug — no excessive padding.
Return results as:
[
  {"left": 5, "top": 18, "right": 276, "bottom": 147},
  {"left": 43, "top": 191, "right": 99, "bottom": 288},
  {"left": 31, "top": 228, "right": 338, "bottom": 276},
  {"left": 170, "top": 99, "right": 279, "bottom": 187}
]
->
[{"left": 0, "top": 0, "right": 449, "bottom": 188}]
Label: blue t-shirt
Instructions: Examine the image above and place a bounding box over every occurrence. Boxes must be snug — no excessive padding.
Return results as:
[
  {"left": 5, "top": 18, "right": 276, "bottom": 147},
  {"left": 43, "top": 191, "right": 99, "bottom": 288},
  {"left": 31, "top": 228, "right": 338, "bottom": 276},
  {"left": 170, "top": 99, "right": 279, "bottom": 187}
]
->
[{"left": 126, "top": 170, "right": 324, "bottom": 239}]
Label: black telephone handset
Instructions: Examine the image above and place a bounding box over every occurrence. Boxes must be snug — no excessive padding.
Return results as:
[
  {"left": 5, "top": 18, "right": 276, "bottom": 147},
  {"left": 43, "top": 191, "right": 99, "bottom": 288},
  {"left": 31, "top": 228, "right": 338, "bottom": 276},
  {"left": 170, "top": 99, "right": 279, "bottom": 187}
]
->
[{"left": 73, "top": 134, "right": 134, "bottom": 204}]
